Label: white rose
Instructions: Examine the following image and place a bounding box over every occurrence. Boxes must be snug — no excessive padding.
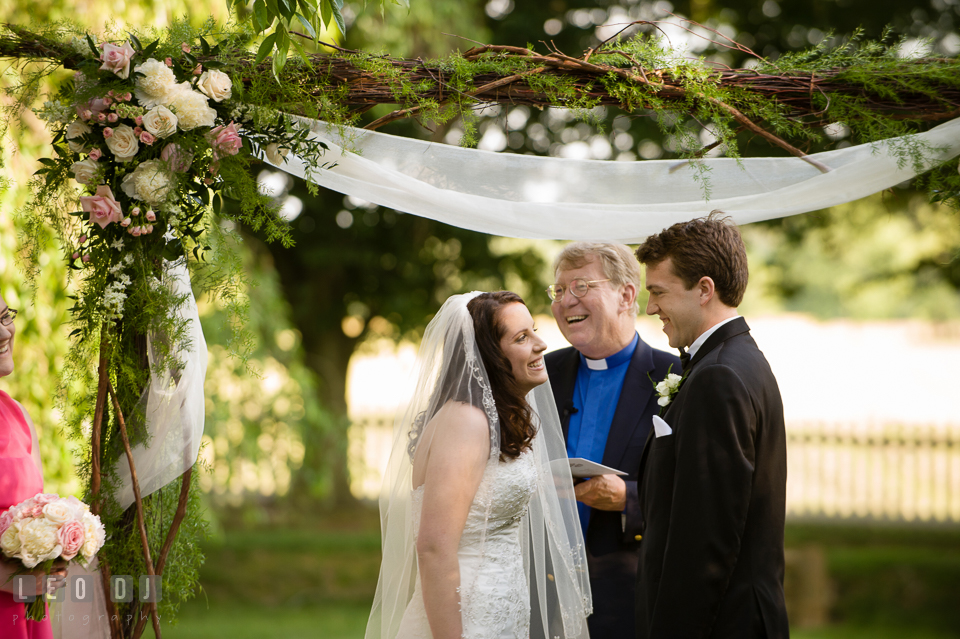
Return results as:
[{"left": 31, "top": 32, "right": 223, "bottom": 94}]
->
[
  {"left": 131, "top": 160, "right": 173, "bottom": 205},
  {"left": 142, "top": 105, "right": 179, "bottom": 139},
  {"left": 665, "top": 373, "right": 683, "bottom": 386},
  {"left": 121, "top": 171, "right": 139, "bottom": 200},
  {"left": 17, "top": 519, "right": 62, "bottom": 567},
  {"left": 1, "top": 521, "right": 21, "bottom": 555},
  {"left": 66, "top": 120, "right": 91, "bottom": 153},
  {"left": 658, "top": 396, "right": 671, "bottom": 407},
  {"left": 265, "top": 143, "right": 289, "bottom": 165},
  {"left": 70, "top": 157, "right": 100, "bottom": 185},
  {"left": 134, "top": 58, "right": 178, "bottom": 109},
  {"left": 655, "top": 380, "right": 669, "bottom": 395},
  {"left": 197, "top": 69, "right": 232, "bottom": 102},
  {"left": 80, "top": 512, "right": 105, "bottom": 561},
  {"left": 105, "top": 124, "right": 140, "bottom": 161},
  {"left": 42, "top": 501, "right": 74, "bottom": 525},
  {"left": 167, "top": 86, "right": 217, "bottom": 131}
]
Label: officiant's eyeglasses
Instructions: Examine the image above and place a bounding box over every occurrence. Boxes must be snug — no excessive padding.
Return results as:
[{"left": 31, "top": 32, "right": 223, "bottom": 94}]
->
[
  {"left": 547, "top": 279, "right": 610, "bottom": 302},
  {"left": 0, "top": 308, "right": 17, "bottom": 326}
]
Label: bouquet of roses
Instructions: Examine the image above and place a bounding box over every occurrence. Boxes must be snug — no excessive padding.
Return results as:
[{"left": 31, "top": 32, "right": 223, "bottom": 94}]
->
[{"left": 0, "top": 493, "right": 106, "bottom": 620}]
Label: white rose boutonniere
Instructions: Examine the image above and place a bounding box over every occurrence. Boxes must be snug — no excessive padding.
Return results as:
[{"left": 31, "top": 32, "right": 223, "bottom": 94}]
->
[{"left": 650, "top": 365, "right": 686, "bottom": 413}]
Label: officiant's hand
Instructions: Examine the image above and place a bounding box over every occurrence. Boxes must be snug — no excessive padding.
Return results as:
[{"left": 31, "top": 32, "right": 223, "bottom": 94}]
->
[{"left": 574, "top": 474, "right": 626, "bottom": 511}]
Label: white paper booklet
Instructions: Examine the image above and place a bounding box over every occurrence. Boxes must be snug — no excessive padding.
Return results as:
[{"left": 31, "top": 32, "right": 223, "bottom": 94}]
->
[{"left": 568, "top": 458, "right": 628, "bottom": 479}]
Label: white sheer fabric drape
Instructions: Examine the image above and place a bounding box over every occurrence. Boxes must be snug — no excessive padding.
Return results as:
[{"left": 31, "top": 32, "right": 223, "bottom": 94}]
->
[{"left": 273, "top": 117, "right": 960, "bottom": 242}]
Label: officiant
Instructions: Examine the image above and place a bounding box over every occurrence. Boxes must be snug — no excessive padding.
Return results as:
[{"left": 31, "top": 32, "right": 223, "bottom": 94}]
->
[{"left": 544, "top": 242, "right": 680, "bottom": 639}]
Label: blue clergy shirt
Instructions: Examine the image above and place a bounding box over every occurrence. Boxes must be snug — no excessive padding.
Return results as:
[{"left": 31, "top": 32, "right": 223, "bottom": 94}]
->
[{"left": 565, "top": 332, "right": 639, "bottom": 537}]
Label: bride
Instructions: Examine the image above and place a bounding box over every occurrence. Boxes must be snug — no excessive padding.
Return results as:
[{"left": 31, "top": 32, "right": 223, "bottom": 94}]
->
[{"left": 365, "top": 291, "right": 592, "bottom": 639}]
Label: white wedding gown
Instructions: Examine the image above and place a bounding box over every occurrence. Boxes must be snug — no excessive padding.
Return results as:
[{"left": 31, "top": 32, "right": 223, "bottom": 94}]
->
[{"left": 396, "top": 449, "right": 539, "bottom": 639}]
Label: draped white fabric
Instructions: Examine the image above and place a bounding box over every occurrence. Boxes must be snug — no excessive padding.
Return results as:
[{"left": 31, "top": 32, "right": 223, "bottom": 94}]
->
[
  {"left": 274, "top": 117, "right": 960, "bottom": 242},
  {"left": 114, "top": 260, "right": 208, "bottom": 510}
]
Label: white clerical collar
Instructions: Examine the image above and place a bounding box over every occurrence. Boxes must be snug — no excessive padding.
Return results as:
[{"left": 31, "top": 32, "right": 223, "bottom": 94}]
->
[
  {"left": 585, "top": 358, "right": 608, "bottom": 370},
  {"left": 687, "top": 315, "right": 740, "bottom": 360},
  {"left": 581, "top": 333, "right": 639, "bottom": 371}
]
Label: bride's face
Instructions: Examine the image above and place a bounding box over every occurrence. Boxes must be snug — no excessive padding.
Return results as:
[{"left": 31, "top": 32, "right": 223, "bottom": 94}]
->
[{"left": 497, "top": 302, "right": 548, "bottom": 395}]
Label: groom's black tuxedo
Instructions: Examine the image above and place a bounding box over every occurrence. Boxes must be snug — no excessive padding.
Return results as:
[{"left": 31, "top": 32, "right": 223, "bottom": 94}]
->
[
  {"left": 635, "top": 317, "right": 789, "bottom": 639},
  {"left": 546, "top": 338, "right": 681, "bottom": 639}
]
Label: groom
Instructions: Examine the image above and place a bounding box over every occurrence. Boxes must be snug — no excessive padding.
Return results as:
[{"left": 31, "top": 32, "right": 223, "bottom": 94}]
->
[
  {"left": 544, "top": 242, "right": 680, "bottom": 639},
  {"left": 633, "top": 214, "right": 789, "bottom": 638}
]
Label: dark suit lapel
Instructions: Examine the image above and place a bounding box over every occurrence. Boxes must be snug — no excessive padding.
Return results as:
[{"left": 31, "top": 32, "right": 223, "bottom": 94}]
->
[
  {"left": 546, "top": 347, "right": 580, "bottom": 440},
  {"left": 601, "top": 338, "right": 655, "bottom": 471},
  {"left": 686, "top": 317, "right": 751, "bottom": 372}
]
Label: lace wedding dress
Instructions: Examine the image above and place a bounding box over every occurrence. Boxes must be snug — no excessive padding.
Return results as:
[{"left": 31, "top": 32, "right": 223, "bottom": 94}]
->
[{"left": 396, "top": 449, "right": 539, "bottom": 639}]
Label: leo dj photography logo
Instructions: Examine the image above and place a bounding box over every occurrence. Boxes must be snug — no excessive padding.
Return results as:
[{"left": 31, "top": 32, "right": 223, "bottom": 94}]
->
[{"left": 12, "top": 574, "right": 162, "bottom": 604}]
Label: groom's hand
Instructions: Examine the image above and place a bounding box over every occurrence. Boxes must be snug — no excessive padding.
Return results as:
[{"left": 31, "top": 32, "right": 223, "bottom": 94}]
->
[{"left": 574, "top": 474, "right": 627, "bottom": 511}]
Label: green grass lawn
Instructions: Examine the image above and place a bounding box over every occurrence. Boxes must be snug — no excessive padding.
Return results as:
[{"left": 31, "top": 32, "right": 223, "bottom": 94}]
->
[{"left": 140, "top": 515, "right": 960, "bottom": 638}]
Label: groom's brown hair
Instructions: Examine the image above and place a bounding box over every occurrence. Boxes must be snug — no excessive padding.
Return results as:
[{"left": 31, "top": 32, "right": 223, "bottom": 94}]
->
[{"left": 635, "top": 211, "right": 748, "bottom": 307}]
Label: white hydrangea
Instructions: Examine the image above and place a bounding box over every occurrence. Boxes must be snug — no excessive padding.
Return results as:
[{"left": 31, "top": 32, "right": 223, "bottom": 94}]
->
[
  {"left": 134, "top": 58, "right": 178, "bottom": 109},
  {"left": 167, "top": 86, "right": 217, "bottom": 130},
  {"left": 33, "top": 100, "right": 74, "bottom": 125}
]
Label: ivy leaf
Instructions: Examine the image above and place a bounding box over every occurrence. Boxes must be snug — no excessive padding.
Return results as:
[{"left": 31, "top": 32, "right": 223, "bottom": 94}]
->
[
  {"left": 278, "top": 0, "right": 296, "bottom": 22},
  {"left": 255, "top": 32, "right": 278, "bottom": 65},
  {"left": 288, "top": 28, "right": 313, "bottom": 68},
  {"left": 253, "top": 0, "right": 269, "bottom": 33},
  {"left": 295, "top": 13, "right": 317, "bottom": 40},
  {"left": 86, "top": 34, "right": 99, "bottom": 58},
  {"left": 326, "top": 0, "right": 345, "bottom": 38}
]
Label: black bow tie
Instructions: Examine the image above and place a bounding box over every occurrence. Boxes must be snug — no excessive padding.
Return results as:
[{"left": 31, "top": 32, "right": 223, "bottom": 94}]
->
[{"left": 679, "top": 350, "right": 691, "bottom": 373}]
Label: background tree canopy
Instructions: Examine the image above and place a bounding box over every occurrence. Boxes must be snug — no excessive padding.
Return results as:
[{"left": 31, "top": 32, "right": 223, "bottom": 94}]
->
[{"left": 2, "top": 0, "right": 959, "bottom": 515}]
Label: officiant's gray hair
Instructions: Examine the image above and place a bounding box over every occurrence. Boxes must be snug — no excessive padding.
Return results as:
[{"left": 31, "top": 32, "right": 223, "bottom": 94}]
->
[{"left": 553, "top": 242, "right": 641, "bottom": 315}]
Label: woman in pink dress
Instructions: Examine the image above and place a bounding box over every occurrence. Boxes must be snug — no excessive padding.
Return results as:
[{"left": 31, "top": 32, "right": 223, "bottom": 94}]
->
[{"left": 0, "top": 295, "right": 67, "bottom": 638}]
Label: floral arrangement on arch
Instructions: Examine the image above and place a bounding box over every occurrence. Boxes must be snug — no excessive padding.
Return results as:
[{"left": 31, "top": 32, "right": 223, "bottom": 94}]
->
[{"left": 33, "top": 33, "right": 327, "bottom": 322}]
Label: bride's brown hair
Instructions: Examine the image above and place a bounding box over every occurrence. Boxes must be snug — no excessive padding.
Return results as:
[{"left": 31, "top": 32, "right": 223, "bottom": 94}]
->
[{"left": 467, "top": 291, "right": 537, "bottom": 460}]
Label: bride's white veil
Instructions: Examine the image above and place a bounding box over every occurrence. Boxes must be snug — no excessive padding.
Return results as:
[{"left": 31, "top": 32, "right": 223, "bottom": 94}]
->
[{"left": 365, "top": 292, "right": 592, "bottom": 639}]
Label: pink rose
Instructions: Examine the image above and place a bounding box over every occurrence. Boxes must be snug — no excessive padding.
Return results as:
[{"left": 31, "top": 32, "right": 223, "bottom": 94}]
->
[
  {"left": 160, "top": 143, "right": 193, "bottom": 172},
  {"left": 103, "top": 127, "right": 113, "bottom": 139},
  {"left": 207, "top": 122, "right": 242, "bottom": 160},
  {"left": 77, "top": 98, "right": 108, "bottom": 119},
  {"left": 135, "top": 116, "right": 143, "bottom": 126},
  {"left": 103, "top": 96, "right": 113, "bottom": 107},
  {"left": 35, "top": 494, "right": 60, "bottom": 507},
  {"left": 145, "top": 210, "right": 156, "bottom": 222},
  {"left": 97, "top": 113, "right": 106, "bottom": 123},
  {"left": 99, "top": 42, "right": 136, "bottom": 79},
  {"left": 124, "top": 92, "right": 132, "bottom": 101},
  {"left": 107, "top": 113, "right": 118, "bottom": 123},
  {"left": 58, "top": 520, "right": 85, "bottom": 561},
  {"left": 181, "top": 42, "right": 192, "bottom": 53},
  {"left": 133, "top": 127, "right": 143, "bottom": 136},
  {"left": 164, "top": 57, "right": 173, "bottom": 67},
  {"left": 120, "top": 218, "right": 131, "bottom": 227},
  {"left": 89, "top": 148, "right": 102, "bottom": 161},
  {"left": 0, "top": 510, "right": 12, "bottom": 536},
  {"left": 80, "top": 185, "right": 123, "bottom": 229},
  {"left": 78, "top": 235, "right": 87, "bottom": 243},
  {"left": 72, "top": 251, "right": 80, "bottom": 259},
  {"left": 140, "top": 131, "right": 156, "bottom": 145}
]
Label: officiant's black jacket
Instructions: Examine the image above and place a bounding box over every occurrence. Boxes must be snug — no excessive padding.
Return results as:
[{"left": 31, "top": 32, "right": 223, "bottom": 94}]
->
[
  {"left": 635, "top": 317, "right": 789, "bottom": 639},
  {"left": 546, "top": 337, "right": 680, "bottom": 639}
]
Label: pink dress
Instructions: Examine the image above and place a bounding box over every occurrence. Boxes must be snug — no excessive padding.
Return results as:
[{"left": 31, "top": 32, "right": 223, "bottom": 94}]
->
[{"left": 0, "top": 389, "right": 53, "bottom": 639}]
